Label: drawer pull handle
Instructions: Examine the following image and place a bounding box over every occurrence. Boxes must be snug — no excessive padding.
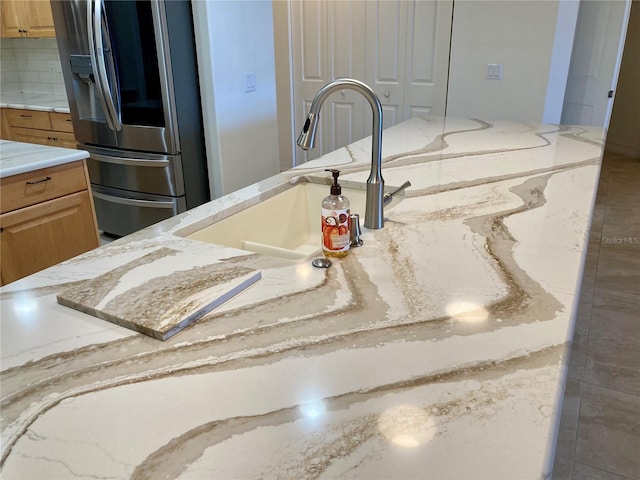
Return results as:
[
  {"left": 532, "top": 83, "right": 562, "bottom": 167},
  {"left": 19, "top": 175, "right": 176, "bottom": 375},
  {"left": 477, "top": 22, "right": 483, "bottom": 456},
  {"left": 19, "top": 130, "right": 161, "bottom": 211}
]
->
[
  {"left": 26, "top": 176, "right": 52, "bottom": 185},
  {"left": 19, "top": 114, "right": 32, "bottom": 118}
]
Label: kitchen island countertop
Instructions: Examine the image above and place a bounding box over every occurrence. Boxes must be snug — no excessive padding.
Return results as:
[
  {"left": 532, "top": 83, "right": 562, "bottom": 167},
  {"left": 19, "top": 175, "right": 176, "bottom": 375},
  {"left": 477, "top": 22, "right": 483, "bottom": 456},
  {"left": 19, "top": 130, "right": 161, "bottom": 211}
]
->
[{"left": 0, "top": 116, "right": 604, "bottom": 479}]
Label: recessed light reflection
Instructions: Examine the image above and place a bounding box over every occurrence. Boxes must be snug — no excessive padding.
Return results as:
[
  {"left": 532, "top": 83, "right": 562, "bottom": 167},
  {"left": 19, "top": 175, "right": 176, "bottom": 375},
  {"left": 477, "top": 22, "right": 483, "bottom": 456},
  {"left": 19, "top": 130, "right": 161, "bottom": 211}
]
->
[
  {"left": 446, "top": 300, "right": 489, "bottom": 324},
  {"left": 378, "top": 406, "right": 436, "bottom": 448},
  {"left": 300, "top": 399, "right": 326, "bottom": 418},
  {"left": 295, "top": 262, "right": 314, "bottom": 282},
  {"left": 13, "top": 293, "right": 39, "bottom": 316}
]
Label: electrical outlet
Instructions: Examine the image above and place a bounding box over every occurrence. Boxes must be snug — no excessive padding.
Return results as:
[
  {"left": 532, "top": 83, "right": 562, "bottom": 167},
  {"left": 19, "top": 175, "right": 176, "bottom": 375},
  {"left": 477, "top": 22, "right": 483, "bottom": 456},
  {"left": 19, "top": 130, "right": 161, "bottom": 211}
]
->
[
  {"left": 486, "top": 64, "right": 503, "bottom": 80},
  {"left": 245, "top": 72, "right": 256, "bottom": 93},
  {"left": 47, "top": 63, "right": 56, "bottom": 78}
]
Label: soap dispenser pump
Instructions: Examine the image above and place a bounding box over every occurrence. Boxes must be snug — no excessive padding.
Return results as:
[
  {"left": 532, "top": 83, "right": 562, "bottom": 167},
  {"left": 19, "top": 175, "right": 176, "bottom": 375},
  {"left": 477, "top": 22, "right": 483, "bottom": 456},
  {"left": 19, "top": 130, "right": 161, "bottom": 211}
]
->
[{"left": 322, "top": 169, "right": 351, "bottom": 257}]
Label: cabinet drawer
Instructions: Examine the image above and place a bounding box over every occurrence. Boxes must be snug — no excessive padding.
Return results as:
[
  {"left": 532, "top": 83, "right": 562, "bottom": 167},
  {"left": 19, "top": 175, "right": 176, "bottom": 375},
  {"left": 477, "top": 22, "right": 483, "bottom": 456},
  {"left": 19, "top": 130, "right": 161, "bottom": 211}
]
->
[
  {"left": 4, "top": 108, "right": 51, "bottom": 130},
  {"left": 11, "top": 128, "right": 76, "bottom": 149},
  {"left": 0, "top": 161, "right": 88, "bottom": 214},
  {"left": 50, "top": 112, "right": 74, "bottom": 133},
  {"left": 11, "top": 126, "right": 55, "bottom": 146}
]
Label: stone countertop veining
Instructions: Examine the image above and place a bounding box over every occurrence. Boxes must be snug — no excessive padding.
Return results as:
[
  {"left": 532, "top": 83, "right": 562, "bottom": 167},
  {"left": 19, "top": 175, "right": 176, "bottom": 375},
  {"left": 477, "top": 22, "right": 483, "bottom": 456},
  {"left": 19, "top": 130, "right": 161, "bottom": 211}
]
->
[
  {"left": 0, "top": 92, "right": 70, "bottom": 114},
  {"left": 0, "top": 116, "right": 604, "bottom": 479},
  {"left": 0, "top": 140, "right": 89, "bottom": 178}
]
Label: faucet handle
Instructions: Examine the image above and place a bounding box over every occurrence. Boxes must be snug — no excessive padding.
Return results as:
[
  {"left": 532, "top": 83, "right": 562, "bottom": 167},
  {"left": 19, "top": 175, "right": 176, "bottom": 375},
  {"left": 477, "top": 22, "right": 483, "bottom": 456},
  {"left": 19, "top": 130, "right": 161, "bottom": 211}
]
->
[{"left": 383, "top": 180, "right": 411, "bottom": 206}]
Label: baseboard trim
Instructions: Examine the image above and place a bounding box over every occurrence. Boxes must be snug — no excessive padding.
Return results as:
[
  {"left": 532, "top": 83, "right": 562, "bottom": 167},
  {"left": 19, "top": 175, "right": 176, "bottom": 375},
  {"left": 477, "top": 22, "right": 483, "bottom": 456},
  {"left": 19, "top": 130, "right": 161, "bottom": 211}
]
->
[{"left": 605, "top": 141, "right": 640, "bottom": 159}]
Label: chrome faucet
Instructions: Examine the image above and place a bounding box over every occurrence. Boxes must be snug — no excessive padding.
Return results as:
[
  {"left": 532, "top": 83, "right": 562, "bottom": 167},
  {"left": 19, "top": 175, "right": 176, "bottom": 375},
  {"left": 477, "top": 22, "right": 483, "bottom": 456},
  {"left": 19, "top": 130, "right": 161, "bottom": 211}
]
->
[{"left": 296, "top": 78, "right": 385, "bottom": 229}]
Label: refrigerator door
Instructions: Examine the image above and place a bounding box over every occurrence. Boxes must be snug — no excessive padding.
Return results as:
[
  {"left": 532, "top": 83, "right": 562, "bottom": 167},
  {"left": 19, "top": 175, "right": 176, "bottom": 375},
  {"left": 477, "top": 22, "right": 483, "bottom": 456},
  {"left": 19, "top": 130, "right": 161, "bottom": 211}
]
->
[
  {"left": 103, "top": 0, "right": 179, "bottom": 154},
  {"left": 92, "top": 185, "right": 186, "bottom": 237},
  {"left": 52, "top": 0, "right": 179, "bottom": 154},
  {"left": 52, "top": 0, "right": 118, "bottom": 148}
]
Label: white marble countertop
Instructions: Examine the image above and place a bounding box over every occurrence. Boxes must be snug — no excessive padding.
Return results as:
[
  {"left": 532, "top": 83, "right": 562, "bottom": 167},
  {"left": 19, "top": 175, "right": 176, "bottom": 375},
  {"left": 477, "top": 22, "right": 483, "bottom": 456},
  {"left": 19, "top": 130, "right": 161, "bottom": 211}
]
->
[
  {"left": 0, "top": 116, "right": 605, "bottom": 479},
  {"left": 0, "top": 92, "right": 70, "bottom": 113},
  {"left": 0, "top": 140, "right": 88, "bottom": 178}
]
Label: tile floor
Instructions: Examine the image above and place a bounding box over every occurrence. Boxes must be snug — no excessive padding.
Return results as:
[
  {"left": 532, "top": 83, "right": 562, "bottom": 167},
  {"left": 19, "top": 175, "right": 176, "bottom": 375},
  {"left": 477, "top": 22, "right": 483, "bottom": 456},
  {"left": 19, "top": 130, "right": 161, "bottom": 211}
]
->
[
  {"left": 552, "top": 151, "right": 640, "bottom": 479},
  {"left": 99, "top": 231, "right": 118, "bottom": 246}
]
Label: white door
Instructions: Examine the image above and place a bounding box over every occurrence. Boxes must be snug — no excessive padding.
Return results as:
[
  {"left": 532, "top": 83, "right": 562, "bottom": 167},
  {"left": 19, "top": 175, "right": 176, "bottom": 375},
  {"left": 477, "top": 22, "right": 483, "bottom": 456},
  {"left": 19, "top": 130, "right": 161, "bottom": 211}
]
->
[
  {"left": 562, "top": 0, "right": 631, "bottom": 126},
  {"left": 290, "top": 0, "right": 366, "bottom": 163},
  {"left": 365, "top": 0, "right": 407, "bottom": 130},
  {"left": 365, "top": 0, "right": 452, "bottom": 130},
  {"left": 289, "top": 0, "right": 452, "bottom": 165}
]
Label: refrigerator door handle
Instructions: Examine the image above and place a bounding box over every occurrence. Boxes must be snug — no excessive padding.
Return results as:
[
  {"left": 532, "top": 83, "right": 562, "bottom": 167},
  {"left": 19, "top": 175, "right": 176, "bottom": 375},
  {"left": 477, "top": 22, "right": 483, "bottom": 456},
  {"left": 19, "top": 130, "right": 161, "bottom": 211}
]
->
[
  {"left": 92, "top": 0, "right": 122, "bottom": 131},
  {"left": 93, "top": 191, "right": 176, "bottom": 209},
  {"left": 90, "top": 152, "right": 171, "bottom": 168},
  {"left": 87, "top": 0, "right": 116, "bottom": 131}
]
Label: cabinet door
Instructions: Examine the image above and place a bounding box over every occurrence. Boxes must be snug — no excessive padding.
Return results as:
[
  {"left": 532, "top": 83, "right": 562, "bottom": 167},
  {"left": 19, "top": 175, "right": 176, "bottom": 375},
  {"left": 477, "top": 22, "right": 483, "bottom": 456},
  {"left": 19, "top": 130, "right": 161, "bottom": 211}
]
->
[
  {"left": 50, "top": 112, "right": 75, "bottom": 133},
  {"left": 23, "top": 0, "right": 55, "bottom": 37},
  {"left": 0, "top": 0, "right": 24, "bottom": 37},
  {"left": 0, "top": 191, "right": 99, "bottom": 284},
  {"left": 0, "top": 0, "right": 55, "bottom": 38}
]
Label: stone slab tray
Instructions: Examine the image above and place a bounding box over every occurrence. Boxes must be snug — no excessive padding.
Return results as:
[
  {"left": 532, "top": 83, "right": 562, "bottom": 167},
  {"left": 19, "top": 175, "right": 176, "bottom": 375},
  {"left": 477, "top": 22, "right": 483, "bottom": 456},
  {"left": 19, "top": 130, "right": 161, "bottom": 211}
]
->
[{"left": 57, "top": 247, "right": 261, "bottom": 340}]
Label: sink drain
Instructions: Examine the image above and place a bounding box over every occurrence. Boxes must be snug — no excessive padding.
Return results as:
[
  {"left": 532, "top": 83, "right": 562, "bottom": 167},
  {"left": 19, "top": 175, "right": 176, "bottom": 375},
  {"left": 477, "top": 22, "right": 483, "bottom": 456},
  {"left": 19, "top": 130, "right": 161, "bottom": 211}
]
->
[{"left": 311, "top": 258, "right": 332, "bottom": 268}]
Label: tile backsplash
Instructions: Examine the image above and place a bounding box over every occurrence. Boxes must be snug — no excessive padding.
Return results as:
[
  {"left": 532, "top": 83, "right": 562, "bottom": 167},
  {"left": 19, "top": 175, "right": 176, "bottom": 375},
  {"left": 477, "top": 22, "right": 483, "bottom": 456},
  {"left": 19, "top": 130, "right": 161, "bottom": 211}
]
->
[{"left": 0, "top": 38, "right": 66, "bottom": 96}]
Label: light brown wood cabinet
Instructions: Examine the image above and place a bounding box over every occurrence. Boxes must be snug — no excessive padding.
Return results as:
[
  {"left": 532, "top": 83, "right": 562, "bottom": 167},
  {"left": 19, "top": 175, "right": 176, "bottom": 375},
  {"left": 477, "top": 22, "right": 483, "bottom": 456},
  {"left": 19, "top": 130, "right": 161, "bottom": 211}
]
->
[
  {"left": 0, "top": 0, "right": 55, "bottom": 38},
  {"left": 0, "top": 160, "right": 99, "bottom": 285},
  {"left": 1, "top": 109, "right": 77, "bottom": 150}
]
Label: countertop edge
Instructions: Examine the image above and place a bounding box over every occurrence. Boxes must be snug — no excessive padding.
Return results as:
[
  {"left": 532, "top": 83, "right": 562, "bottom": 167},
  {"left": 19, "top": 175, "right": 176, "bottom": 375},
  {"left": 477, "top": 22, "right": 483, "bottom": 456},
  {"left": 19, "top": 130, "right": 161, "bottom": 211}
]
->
[
  {"left": 1, "top": 102, "right": 71, "bottom": 114},
  {"left": 0, "top": 140, "right": 89, "bottom": 178}
]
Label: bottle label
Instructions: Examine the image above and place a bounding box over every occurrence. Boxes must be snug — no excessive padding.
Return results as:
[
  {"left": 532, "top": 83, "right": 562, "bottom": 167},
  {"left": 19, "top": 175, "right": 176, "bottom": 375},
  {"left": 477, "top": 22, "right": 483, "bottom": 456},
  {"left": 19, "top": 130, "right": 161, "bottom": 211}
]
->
[{"left": 322, "top": 207, "right": 350, "bottom": 252}]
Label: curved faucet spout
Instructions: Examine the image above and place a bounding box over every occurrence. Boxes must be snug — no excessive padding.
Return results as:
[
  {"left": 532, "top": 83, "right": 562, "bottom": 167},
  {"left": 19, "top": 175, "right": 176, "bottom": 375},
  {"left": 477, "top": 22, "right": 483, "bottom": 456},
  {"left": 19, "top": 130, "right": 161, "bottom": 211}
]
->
[{"left": 296, "top": 78, "right": 385, "bottom": 229}]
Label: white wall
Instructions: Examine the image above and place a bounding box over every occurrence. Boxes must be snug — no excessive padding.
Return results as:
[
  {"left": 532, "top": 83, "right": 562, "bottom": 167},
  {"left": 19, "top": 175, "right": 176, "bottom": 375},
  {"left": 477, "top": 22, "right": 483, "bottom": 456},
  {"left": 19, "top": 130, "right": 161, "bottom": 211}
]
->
[
  {"left": 192, "top": 1, "right": 280, "bottom": 199},
  {"left": 446, "top": 1, "right": 564, "bottom": 123}
]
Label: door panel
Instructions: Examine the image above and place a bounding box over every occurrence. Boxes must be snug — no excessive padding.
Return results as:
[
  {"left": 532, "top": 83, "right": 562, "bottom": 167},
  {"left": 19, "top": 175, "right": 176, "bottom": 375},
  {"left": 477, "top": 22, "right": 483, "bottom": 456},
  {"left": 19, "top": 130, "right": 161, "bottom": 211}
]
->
[
  {"left": 403, "top": 0, "right": 451, "bottom": 118},
  {"left": 365, "top": 0, "right": 405, "bottom": 129},
  {"left": 289, "top": 0, "right": 452, "bottom": 166},
  {"left": 292, "top": 0, "right": 326, "bottom": 163},
  {"left": 562, "top": 0, "right": 631, "bottom": 126},
  {"left": 327, "top": 1, "right": 366, "bottom": 154},
  {"left": 291, "top": 0, "right": 367, "bottom": 163},
  {"left": 381, "top": 105, "right": 399, "bottom": 131},
  {"left": 330, "top": 102, "right": 356, "bottom": 152}
]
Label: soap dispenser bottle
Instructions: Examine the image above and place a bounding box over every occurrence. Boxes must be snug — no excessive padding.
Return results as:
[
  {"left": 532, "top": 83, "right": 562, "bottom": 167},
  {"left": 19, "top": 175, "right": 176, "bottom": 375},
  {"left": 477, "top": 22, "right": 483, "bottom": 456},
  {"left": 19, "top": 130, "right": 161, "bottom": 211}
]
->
[{"left": 322, "top": 169, "right": 350, "bottom": 257}]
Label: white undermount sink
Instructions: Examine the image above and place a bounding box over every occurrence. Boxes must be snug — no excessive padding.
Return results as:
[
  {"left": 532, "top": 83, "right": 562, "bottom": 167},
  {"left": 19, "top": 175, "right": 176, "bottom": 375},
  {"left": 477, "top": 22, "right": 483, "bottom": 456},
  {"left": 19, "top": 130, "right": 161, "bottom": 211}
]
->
[{"left": 177, "top": 176, "right": 405, "bottom": 260}]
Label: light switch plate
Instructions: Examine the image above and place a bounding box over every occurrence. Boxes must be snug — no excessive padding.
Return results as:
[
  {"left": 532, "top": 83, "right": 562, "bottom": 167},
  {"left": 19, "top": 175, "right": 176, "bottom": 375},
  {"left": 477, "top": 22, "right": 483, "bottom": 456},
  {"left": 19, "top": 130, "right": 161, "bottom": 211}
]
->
[
  {"left": 245, "top": 72, "right": 256, "bottom": 92},
  {"left": 486, "top": 64, "right": 503, "bottom": 80}
]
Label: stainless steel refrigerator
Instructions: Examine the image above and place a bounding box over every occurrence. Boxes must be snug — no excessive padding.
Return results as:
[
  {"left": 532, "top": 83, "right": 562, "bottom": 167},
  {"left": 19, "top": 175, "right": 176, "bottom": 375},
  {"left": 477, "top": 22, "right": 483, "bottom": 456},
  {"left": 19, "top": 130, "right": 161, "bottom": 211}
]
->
[{"left": 51, "top": 0, "right": 209, "bottom": 237}]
